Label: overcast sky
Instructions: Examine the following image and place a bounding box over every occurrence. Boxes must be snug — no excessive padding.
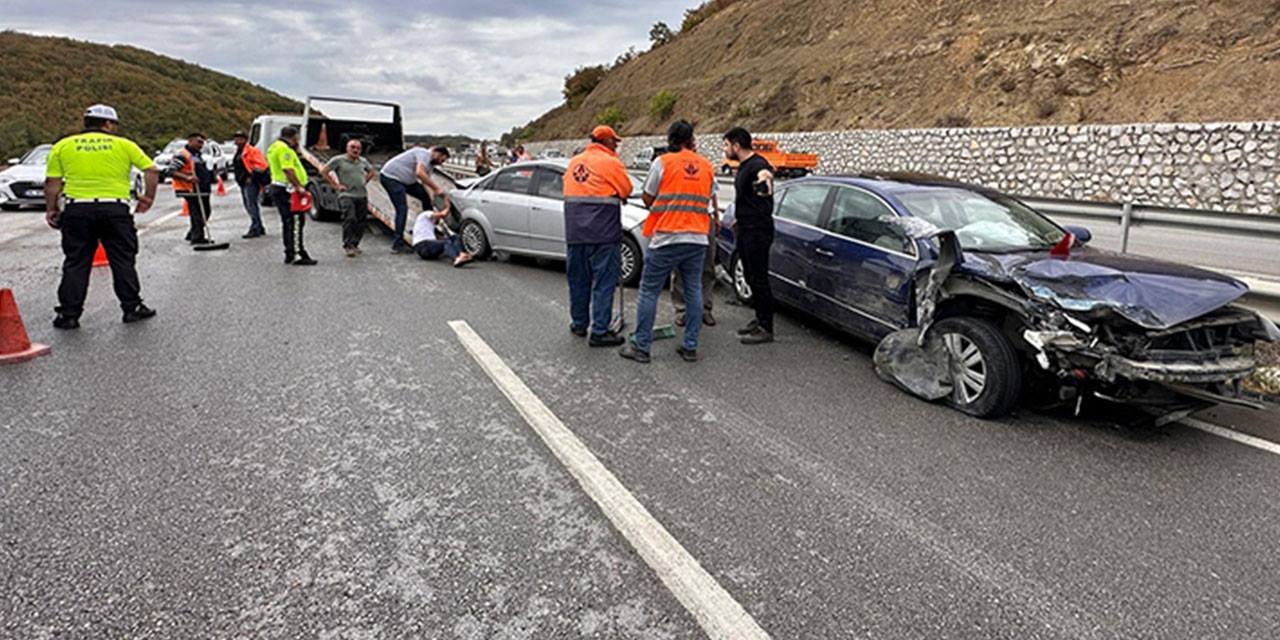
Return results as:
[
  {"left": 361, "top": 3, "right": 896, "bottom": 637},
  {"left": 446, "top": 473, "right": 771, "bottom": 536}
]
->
[{"left": 0, "top": 0, "right": 695, "bottom": 137}]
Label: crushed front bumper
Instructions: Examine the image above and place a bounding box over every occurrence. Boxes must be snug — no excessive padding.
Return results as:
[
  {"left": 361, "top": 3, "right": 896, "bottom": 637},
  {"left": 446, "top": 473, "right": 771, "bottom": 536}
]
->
[{"left": 1097, "top": 354, "right": 1258, "bottom": 385}]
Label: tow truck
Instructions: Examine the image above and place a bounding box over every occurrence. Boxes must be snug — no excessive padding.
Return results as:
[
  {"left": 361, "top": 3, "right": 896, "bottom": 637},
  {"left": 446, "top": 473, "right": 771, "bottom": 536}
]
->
[
  {"left": 720, "top": 139, "right": 818, "bottom": 179},
  {"left": 248, "top": 96, "right": 460, "bottom": 239}
]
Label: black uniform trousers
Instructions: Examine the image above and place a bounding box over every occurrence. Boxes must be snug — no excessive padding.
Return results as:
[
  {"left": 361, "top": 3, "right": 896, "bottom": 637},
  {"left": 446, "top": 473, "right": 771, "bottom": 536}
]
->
[
  {"left": 737, "top": 227, "right": 775, "bottom": 332},
  {"left": 179, "top": 192, "right": 212, "bottom": 242},
  {"left": 270, "top": 185, "right": 309, "bottom": 260},
  {"left": 56, "top": 202, "right": 143, "bottom": 317}
]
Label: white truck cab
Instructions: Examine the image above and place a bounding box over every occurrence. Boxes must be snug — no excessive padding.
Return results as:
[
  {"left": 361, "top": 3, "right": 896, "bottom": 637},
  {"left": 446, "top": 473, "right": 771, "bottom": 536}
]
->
[{"left": 248, "top": 114, "right": 304, "bottom": 155}]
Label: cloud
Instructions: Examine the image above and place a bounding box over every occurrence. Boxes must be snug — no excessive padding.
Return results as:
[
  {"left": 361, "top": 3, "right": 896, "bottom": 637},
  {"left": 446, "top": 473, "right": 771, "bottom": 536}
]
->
[{"left": 0, "top": 0, "right": 695, "bottom": 137}]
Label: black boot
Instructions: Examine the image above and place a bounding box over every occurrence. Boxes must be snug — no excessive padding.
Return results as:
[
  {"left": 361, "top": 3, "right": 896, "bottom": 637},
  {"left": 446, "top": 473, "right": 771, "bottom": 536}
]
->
[{"left": 122, "top": 304, "right": 157, "bottom": 324}]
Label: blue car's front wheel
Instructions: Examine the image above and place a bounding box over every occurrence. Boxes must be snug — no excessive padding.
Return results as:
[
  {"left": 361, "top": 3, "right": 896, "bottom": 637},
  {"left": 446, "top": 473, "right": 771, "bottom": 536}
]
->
[
  {"left": 731, "top": 252, "right": 753, "bottom": 304},
  {"left": 933, "top": 317, "right": 1023, "bottom": 418}
]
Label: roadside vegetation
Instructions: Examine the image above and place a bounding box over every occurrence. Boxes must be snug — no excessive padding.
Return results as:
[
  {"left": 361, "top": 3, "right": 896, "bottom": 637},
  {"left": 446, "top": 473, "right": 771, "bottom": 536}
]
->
[{"left": 0, "top": 31, "right": 299, "bottom": 158}]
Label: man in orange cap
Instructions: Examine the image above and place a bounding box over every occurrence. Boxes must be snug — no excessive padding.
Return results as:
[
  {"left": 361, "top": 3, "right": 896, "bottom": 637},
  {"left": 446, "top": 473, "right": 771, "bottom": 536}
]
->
[{"left": 562, "top": 125, "right": 633, "bottom": 346}]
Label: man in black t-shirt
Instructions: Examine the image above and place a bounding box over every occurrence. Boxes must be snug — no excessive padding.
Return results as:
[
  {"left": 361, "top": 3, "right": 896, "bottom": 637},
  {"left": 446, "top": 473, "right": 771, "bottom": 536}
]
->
[{"left": 724, "top": 127, "right": 776, "bottom": 344}]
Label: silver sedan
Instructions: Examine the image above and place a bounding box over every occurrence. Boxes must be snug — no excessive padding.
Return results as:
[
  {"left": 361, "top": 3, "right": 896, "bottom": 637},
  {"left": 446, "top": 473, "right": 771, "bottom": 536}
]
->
[{"left": 453, "top": 159, "right": 650, "bottom": 286}]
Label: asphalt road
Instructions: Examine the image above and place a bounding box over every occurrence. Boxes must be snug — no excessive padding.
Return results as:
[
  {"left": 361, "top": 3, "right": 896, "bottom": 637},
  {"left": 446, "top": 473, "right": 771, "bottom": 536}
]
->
[{"left": 2, "top": 190, "right": 1279, "bottom": 638}]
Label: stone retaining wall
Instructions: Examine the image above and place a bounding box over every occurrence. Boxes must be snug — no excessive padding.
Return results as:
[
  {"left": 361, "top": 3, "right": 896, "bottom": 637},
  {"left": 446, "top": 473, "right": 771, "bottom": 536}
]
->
[{"left": 524, "top": 122, "right": 1280, "bottom": 215}]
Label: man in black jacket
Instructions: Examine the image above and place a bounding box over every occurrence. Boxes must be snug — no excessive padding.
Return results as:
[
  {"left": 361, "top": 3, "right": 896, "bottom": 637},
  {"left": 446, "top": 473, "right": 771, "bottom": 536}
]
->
[{"left": 724, "top": 127, "right": 776, "bottom": 345}]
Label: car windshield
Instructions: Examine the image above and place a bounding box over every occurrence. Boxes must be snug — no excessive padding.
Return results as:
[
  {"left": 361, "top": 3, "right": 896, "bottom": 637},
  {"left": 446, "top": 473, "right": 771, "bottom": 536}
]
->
[
  {"left": 20, "top": 146, "right": 51, "bottom": 165},
  {"left": 162, "top": 140, "right": 186, "bottom": 153},
  {"left": 897, "top": 188, "right": 1066, "bottom": 253}
]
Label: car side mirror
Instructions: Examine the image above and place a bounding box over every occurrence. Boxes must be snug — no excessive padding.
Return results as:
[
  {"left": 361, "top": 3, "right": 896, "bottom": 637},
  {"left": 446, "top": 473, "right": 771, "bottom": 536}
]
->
[
  {"left": 6, "top": 158, "right": 18, "bottom": 165},
  {"left": 1063, "top": 225, "right": 1091, "bottom": 246}
]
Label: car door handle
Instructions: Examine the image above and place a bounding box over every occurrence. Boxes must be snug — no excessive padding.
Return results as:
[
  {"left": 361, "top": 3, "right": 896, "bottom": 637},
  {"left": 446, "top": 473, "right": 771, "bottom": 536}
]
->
[{"left": 814, "top": 247, "right": 835, "bottom": 258}]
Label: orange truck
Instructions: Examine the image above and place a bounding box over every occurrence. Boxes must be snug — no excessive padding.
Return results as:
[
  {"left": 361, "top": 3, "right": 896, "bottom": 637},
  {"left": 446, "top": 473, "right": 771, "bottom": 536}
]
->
[{"left": 720, "top": 139, "right": 819, "bottom": 178}]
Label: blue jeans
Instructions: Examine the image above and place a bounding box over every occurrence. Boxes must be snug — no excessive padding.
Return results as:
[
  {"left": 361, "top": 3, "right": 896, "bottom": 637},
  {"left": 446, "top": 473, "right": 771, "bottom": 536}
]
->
[
  {"left": 380, "top": 174, "right": 431, "bottom": 248},
  {"left": 566, "top": 242, "right": 620, "bottom": 336},
  {"left": 240, "top": 179, "right": 263, "bottom": 234},
  {"left": 634, "top": 243, "right": 705, "bottom": 352},
  {"left": 414, "top": 236, "right": 462, "bottom": 260}
]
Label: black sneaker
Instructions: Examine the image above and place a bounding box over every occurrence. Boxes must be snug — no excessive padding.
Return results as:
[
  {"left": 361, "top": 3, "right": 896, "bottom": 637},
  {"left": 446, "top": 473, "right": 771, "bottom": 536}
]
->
[
  {"left": 283, "top": 254, "right": 296, "bottom": 265},
  {"left": 619, "top": 343, "right": 651, "bottom": 364},
  {"left": 589, "top": 331, "right": 625, "bottom": 347},
  {"left": 242, "top": 230, "right": 264, "bottom": 239},
  {"left": 293, "top": 255, "right": 318, "bottom": 266},
  {"left": 122, "top": 304, "right": 156, "bottom": 324},
  {"left": 740, "top": 326, "right": 774, "bottom": 345},
  {"left": 570, "top": 325, "right": 588, "bottom": 337},
  {"left": 736, "top": 319, "right": 760, "bottom": 336},
  {"left": 676, "top": 346, "right": 699, "bottom": 362},
  {"left": 52, "top": 314, "right": 80, "bottom": 330}
]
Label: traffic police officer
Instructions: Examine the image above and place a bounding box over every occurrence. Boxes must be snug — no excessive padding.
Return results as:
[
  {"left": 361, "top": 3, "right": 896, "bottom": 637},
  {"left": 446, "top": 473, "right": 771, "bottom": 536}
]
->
[
  {"left": 267, "top": 126, "right": 317, "bottom": 265},
  {"left": 562, "top": 125, "right": 633, "bottom": 346},
  {"left": 44, "top": 104, "right": 159, "bottom": 329}
]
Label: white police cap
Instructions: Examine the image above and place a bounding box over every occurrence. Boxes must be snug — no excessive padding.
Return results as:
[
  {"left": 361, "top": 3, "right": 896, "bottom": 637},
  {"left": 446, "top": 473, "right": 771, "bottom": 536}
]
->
[{"left": 84, "top": 104, "right": 119, "bottom": 122}]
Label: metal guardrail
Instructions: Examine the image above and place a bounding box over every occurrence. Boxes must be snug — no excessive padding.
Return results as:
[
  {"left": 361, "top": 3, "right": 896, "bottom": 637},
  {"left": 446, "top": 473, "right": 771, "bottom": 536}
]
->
[{"left": 1016, "top": 196, "right": 1280, "bottom": 249}]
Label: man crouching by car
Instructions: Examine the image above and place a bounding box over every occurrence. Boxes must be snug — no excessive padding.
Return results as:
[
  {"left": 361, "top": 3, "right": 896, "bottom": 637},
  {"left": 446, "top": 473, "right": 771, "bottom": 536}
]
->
[{"left": 411, "top": 208, "right": 472, "bottom": 267}]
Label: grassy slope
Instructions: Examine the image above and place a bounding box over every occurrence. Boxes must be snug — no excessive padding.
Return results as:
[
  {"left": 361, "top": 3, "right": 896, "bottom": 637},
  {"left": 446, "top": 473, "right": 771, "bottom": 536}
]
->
[{"left": 0, "top": 31, "right": 301, "bottom": 157}]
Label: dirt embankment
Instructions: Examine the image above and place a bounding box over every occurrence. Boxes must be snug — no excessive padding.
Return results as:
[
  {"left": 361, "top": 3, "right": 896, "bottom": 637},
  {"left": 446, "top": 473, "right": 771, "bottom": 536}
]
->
[{"left": 527, "top": 0, "right": 1280, "bottom": 140}]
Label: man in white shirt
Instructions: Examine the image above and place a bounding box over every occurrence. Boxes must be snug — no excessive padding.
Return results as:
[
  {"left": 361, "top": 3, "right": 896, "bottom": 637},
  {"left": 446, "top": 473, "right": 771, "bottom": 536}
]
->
[{"left": 411, "top": 209, "right": 472, "bottom": 267}]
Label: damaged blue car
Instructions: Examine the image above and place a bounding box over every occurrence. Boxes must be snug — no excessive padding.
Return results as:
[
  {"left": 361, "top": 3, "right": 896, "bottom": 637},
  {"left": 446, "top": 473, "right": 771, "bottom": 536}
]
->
[{"left": 716, "top": 173, "right": 1279, "bottom": 419}]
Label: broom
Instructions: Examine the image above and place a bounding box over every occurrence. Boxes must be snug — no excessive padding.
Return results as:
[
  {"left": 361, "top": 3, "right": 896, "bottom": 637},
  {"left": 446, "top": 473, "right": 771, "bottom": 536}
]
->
[
  {"left": 191, "top": 174, "right": 229, "bottom": 252},
  {"left": 615, "top": 246, "right": 676, "bottom": 341}
]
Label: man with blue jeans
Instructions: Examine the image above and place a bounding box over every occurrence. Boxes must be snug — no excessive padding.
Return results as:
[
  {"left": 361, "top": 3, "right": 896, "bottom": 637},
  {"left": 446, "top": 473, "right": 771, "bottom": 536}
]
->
[
  {"left": 379, "top": 145, "right": 450, "bottom": 253},
  {"left": 232, "top": 131, "right": 269, "bottom": 238},
  {"left": 620, "top": 120, "right": 716, "bottom": 363},
  {"left": 412, "top": 209, "right": 473, "bottom": 266},
  {"left": 563, "top": 125, "right": 633, "bottom": 347}
]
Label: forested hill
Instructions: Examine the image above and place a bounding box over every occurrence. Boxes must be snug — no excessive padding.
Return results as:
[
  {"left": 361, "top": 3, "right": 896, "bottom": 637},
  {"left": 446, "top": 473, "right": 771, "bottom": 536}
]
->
[{"left": 0, "top": 31, "right": 300, "bottom": 158}]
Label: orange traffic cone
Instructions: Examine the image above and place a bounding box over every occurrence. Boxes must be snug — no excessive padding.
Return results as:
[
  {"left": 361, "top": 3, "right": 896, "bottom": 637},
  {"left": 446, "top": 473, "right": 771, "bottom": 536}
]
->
[
  {"left": 92, "top": 243, "right": 109, "bottom": 267},
  {"left": 0, "top": 288, "right": 51, "bottom": 365},
  {"left": 216, "top": 176, "right": 227, "bottom": 197},
  {"left": 181, "top": 200, "right": 189, "bottom": 217}
]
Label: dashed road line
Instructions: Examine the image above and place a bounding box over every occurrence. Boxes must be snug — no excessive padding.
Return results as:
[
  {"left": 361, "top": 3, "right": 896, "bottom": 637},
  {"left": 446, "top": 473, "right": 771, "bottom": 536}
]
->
[
  {"left": 1180, "top": 417, "right": 1280, "bottom": 457},
  {"left": 448, "top": 319, "right": 772, "bottom": 640}
]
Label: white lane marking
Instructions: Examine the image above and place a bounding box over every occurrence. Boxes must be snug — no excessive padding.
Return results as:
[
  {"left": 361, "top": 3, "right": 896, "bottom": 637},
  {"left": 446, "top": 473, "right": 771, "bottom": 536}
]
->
[
  {"left": 1180, "top": 417, "right": 1280, "bottom": 457},
  {"left": 137, "top": 207, "right": 186, "bottom": 236},
  {"left": 448, "top": 320, "right": 771, "bottom": 640}
]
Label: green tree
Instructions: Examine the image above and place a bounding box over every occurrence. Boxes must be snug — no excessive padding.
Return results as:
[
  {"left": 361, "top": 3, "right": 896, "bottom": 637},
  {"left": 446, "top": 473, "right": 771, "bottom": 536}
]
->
[
  {"left": 649, "top": 22, "right": 674, "bottom": 47},
  {"left": 595, "top": 106, "right": 626, "bottom": 128},
  {"left": 563, "top": 65, "right": 609, "bottom": 110},
  {"left": 681, "top": 0, "right": 739, "bottom": 33},
  {"left": 649, "top": 90, "right": 677, "bottom": 121}
]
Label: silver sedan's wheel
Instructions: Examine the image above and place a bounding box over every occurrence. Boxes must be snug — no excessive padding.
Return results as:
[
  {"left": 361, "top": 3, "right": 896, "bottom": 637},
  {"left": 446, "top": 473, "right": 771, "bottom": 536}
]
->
[
  {"left": 619, "top": 236, "right": 642, "bottom": 287},
  {"left": 460, "top": 220, "right": 490, "bottom": 259},
  {"left": 943, "top": 333, "right": 987, "bottom": 406}
]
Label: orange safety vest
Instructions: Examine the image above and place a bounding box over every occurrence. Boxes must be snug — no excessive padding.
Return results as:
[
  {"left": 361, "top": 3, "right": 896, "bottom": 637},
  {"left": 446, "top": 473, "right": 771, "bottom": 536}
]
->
[
  {"left": 172, "top": 148, "right": 197, "bottom": 193},
  {"left": 239, "top": 144, "right": 268, "bottom": 173},
  {"left": 563, "top": 143, "right": 633, "bottom": 244},
  {"left": 643, "top": 149, "right": 715, "bottom": 237}
]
